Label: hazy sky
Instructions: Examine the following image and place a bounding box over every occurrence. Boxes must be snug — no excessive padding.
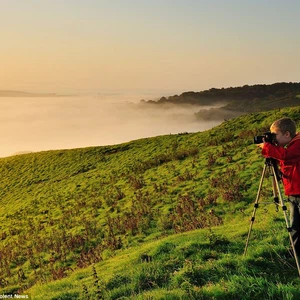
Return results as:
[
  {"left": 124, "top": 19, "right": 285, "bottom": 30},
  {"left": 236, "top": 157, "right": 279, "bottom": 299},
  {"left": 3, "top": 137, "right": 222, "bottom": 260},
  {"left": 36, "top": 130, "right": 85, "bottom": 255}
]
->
[{"left": 1, "top": 0, "right": 299, "bottom": 95}]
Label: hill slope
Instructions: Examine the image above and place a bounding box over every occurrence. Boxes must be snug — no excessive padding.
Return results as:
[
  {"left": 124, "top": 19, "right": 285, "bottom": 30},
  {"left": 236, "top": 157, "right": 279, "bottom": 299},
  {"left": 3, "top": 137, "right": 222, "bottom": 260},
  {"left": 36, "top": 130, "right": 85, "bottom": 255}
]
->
[{"left": 1, "top": 106, "right": 300, "bottom": 298}]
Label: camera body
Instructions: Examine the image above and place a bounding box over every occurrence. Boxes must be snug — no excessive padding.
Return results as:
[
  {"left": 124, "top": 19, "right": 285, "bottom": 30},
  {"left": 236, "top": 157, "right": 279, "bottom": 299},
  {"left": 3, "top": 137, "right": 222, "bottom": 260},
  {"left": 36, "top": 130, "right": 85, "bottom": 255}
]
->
[{"left": 254, "top": 132, "right": 276, "bottom": 144}]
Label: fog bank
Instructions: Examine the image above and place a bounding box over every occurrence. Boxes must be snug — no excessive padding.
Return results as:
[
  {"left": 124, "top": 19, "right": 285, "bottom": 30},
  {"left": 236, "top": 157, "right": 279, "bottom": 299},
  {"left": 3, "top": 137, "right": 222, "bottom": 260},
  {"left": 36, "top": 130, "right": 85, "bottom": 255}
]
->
[{"left": 0, "top": 95, "right": 223, "bottom": 158}]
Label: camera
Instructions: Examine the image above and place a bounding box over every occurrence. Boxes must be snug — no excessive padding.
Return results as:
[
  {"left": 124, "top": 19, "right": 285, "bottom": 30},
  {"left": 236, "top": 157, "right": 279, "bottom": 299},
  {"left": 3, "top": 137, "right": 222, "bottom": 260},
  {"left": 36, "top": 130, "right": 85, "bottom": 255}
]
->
[{"left": 254, "top": 132, "right": 276, "bottom": 144}]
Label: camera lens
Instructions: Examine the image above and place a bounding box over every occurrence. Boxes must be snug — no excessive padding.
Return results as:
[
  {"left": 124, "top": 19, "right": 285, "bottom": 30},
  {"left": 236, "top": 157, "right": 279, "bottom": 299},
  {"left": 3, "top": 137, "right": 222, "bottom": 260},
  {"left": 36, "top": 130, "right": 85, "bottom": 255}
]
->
[{"left": 254, "top": 136, "right": 264, "bottom": 144}]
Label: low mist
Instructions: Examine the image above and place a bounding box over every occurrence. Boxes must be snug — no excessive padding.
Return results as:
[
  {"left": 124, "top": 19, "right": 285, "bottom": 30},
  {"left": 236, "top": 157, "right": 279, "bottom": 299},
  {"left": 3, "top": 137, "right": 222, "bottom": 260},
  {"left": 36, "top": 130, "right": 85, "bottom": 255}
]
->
[{"left": 0, "top": 95, "right": 224, "bottom": 158}]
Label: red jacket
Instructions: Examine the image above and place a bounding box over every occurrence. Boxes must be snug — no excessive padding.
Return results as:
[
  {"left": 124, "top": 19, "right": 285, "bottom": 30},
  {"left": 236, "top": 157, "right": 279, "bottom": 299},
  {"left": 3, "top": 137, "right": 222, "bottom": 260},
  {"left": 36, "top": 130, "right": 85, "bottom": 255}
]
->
[{"left": 262, "top": 132, "right": 300, "bottom": 196}]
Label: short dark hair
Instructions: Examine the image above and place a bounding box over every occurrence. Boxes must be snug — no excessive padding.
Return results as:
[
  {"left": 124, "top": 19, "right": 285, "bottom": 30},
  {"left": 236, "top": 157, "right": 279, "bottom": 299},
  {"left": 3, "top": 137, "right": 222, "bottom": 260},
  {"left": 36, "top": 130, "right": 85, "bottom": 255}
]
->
[{"left": 271, "top": 117, "right": 296, "bottom": 137}]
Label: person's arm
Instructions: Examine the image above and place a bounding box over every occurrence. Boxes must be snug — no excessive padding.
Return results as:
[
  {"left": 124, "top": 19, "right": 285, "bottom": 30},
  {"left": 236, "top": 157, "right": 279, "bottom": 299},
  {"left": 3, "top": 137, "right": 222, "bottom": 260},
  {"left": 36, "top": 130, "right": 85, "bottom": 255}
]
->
[{"left": 262, "top": 142, "right": 300, "bottom": 163}]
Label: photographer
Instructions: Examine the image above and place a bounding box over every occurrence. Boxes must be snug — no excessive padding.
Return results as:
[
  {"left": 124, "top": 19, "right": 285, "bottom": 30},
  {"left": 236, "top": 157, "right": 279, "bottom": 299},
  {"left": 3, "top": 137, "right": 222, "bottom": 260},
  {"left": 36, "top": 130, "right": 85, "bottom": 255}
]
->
[{"left": 257, "top": 117, "right": 300, "bottom": 256}]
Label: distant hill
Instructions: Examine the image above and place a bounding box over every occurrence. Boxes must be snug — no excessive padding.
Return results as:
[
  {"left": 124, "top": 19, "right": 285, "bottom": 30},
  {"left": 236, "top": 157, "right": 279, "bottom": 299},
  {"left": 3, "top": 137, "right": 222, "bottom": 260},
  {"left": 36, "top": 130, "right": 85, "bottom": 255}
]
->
[
  {"left": 142, "top": 82, "right": 300, "bottom": 120},
  {"left": 0, "top": 90, "right": 58, "bottom": 97}
]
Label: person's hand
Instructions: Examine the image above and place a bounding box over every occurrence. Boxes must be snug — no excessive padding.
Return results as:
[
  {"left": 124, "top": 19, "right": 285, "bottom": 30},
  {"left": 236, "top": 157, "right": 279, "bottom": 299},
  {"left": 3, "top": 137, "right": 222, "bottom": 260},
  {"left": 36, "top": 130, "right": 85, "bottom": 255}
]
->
[
  {"left": 256, "top": 137, "right": 266, "bottom": 149},
  {"left": 256, "top": 137, "right": 265, "bottom": 149},
  {"left": 257, "top": 143, "right": 264, "bottom": 149}
]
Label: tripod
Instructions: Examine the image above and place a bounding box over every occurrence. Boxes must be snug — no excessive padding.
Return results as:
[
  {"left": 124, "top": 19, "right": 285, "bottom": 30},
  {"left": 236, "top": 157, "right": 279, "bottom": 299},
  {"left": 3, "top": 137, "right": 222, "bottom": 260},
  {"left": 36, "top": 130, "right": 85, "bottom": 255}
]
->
[{"left": 244, "top": 158, "right": 300, "bottom": 277}]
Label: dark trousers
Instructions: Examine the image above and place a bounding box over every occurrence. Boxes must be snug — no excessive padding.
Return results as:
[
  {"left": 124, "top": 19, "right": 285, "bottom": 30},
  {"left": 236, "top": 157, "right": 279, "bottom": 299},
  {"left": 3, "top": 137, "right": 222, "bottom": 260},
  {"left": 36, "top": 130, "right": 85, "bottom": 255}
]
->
[{"left": 289, "top": 198, "right": 300, "bottom": 255}]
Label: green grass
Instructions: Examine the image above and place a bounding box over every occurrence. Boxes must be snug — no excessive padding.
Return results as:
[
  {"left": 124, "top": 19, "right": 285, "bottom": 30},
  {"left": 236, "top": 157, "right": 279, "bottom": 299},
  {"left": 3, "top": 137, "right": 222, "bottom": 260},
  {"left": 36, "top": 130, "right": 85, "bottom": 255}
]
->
[
  {"left": 27, "top": 219, "right": 300, "bottom": 299},
  {"left": 1, "top": 106, "right": 300, "bottom": 299}
]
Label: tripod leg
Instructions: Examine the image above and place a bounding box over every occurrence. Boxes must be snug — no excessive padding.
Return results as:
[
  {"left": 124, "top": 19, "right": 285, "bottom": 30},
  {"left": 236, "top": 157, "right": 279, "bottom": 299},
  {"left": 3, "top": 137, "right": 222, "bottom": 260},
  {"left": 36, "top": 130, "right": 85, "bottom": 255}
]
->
[
  {"left": 244, "top": 164, "right": 267, "bottom": 256},
  {"left": 271, "top": 176, "right": 279, "bottom": 212},
  {"left": 271, "top": 165, "right": 300, "bottom": 277}
]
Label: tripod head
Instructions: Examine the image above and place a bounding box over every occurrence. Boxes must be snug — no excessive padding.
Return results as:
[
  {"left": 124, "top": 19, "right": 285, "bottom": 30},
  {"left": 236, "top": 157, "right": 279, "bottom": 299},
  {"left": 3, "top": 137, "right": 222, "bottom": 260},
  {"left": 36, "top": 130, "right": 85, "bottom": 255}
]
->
[{"left": 265, "top": 157, "right": 282, "bottom": 181}]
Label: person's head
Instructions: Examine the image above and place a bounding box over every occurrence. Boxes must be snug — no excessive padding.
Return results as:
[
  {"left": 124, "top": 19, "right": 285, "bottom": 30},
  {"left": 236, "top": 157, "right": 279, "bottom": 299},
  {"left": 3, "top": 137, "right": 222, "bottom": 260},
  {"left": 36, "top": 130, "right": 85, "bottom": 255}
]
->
[{"left": 270, "top": 117, "right": 296, "bottom": 146}]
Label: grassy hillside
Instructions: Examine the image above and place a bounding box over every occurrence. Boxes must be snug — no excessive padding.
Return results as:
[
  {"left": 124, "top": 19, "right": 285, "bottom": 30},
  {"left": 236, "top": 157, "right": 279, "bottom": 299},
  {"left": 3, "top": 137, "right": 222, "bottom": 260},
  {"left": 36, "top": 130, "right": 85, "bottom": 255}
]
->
[{"left": 1, "top": 106, "right": 300, "bottom": 299}]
